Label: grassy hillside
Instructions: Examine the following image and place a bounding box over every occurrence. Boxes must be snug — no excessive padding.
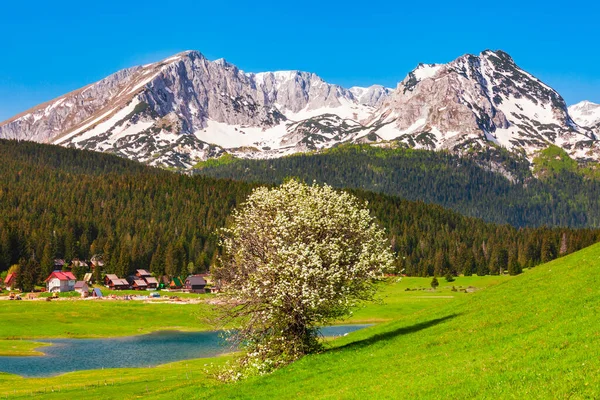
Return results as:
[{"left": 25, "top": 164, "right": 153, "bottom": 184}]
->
[
  {"left": 192, "top": 242, "right": 599, "bottom": 399},
  {"left": 195, "top": 144, "right": 600, "bottom": 228},
  {"left": 2, "top": 244, "right": 599, "bottom": 398}
]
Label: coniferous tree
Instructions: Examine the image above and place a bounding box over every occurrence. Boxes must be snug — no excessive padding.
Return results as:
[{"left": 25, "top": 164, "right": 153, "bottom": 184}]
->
[
  {"left": 40, "top": 243, "right": 54, "bottom": 280},
  {"left": 150, "top": 245, "right": 165, "bottom": 276},
  {"left": 164, "top": 243, "right": 177, "bottom": 278},
  {"left": 508, "top": 257, "right": 522, "bottom": 275},
  {"left": 541, "top": 236, "right": 557, "bottom": 263}
]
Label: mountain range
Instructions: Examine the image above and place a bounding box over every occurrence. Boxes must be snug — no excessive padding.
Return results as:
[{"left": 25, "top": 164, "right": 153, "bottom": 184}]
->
[{"left": 1, "top": 49, "right": 599, "bottom": 169}]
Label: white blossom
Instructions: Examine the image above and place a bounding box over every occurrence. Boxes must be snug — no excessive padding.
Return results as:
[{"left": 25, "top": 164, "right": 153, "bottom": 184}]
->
[{"left": 214, "top": 180, "right": 395, "bottom": 379}]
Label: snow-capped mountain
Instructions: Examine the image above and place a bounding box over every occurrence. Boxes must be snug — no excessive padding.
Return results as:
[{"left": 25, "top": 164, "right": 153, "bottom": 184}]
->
[
  {"left": 1, "top": 49, "right": 598, "bottom": 168},
  {"left": 362, "top": 51, "right": 597, "bottom": 161},
  {"left": 0, "top": 51, "right": 380, "bottom": 167},
  {"left": 569, "top": 101, "right": 600, "bottom": 134}
]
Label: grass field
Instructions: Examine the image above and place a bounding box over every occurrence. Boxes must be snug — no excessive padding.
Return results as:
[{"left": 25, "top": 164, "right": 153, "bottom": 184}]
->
[{"left": 0, "top": 245, "right": 597, "bottom": 399}]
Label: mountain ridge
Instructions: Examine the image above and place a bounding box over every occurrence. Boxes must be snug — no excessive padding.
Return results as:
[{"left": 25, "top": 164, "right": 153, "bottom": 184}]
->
[{"left": 1, "top": 49, "right": 598, "bottom": 169}]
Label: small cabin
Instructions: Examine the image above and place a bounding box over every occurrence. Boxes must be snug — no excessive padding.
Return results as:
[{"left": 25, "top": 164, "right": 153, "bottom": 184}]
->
[
  {"left": 104, "top": 274, "right": 119, "bottom": 286},
  {"left": 92, "top": 288, "right": 103, "bottom": 298},
  {"left": 83, "top": 272, "right": 93, "bottom": 284},
  {"left": 90, "top": 256, "right": 104, "bottom": 269},
  {"left": 170, "top": 277, "right": 184, "bottom": 289},
  {"left": 45, "top": 271, "right": 77, "bottom": 292},
  {"left": 144, "top": 277, "right": 159, "bottom": 289},
  {"left": 135, "top": 269, "right": 152, "bottom": 279},
  {"left": 132, "top": 279, "right": 148, "bottom": 290},
  {"left": 104, "top": 274, "right": 129, "bottom": 290},
  {"left": 183, "top": 275, "right": 207, "bottom": 294},
  {"left": 112, "top": 279, "right": 130, "bottom": 290},
  {"left": 74, "top": 281, "right": 89, "bottom": 296}
]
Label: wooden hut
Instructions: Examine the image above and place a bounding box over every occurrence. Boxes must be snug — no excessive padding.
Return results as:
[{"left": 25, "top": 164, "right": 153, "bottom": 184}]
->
[
  {"left": 144, "top": 277, "right": 159, "bottom": 289},
  {"left": 104, "top": 274, "right": 129, "bottom": 290},
  {"left": 135, "top": 269, "right": 152, "bottom": 279},
  {"left": 170, "top": 277, "right": 184, "bottom": 289},
  {"left": 132, "top": 279, "right": 148, "bottom": 290},
  {"left": 183, "top": 275, "right": 207, "bottom": 294},
  {"left": 74, "top": 281, "right": 89, "bottom": 296}
]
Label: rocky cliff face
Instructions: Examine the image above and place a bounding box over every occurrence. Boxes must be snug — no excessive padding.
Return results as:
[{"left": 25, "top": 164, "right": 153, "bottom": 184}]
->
[
  {"left": 1, "top": 49, "right": 598, "bottom": 169},
  {"left": 364, "top": 51, "right": 596, "bottom": 161}
]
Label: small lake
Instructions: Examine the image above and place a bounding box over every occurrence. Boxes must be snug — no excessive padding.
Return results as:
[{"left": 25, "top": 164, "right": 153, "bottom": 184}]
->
[{"left": 0, "top": 325, "right": 371, "bottom": 377}]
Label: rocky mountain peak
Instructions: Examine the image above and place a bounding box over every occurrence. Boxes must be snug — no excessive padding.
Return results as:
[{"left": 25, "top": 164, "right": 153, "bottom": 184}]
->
[
  {"left": 569, "top": 100, "right": 600, "bottom": 134},
  {"left": 1, "top": 49, "right": 598, "bottom": 169},
  {"left": 366, "top": 49, "right": 596, "bottom": 161}
]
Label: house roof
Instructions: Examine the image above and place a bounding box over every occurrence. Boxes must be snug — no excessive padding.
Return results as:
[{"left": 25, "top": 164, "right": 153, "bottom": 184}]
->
[
  {"left": 170, "top": 277, "right": 183, "bottom": 286},
  {"left": 186, "top": 276, "right": 207, "bottom": 286},
  {"left": 70, "top": 259, "right": 88, "bottom": 267},
  {"left": 74, "top": 281, "right": 88, "bottom": 289},
  {"left": 133, "top": 279, "right": 147, "bottom": 287},
  {"left": 93, "top": 288, "right": 103, "bottom": 297},
  {"left": 113, "top": 279, "right": 130, "bottom": 286},
  {"left": 83, "top": 273, "right": 93, "bottom": 282},
  {"left": 45, "top": 271, "right": 76, "bottom": 282},
  {"left": 105, "top": 274, "right": 119, "bottom": 281},
  {"left": 136, "top": 269, "right": 151, "bottom": 276},
  {"left": 4, "top": 273, "right": 15, "bottom": 284},
  {"left": 145, "top": 277, "right": 159, "bottom": 285}
]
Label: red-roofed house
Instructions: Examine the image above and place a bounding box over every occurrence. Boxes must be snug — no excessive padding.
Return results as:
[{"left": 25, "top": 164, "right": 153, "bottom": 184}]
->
[
  {"left": 4, "top": 273, "right": 16, "bottom": 290},
  {"left": 45, "top": 271, "right": 77, "bottom": 292}
]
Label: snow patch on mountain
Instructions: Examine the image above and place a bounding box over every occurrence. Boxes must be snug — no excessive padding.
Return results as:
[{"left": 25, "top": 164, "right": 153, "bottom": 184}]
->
[
  {"left": 569, "top": 101, "right": 600, "bottom": 130},
  {"left": 2, "top": 48, "right": 600, "bottom": 169}
]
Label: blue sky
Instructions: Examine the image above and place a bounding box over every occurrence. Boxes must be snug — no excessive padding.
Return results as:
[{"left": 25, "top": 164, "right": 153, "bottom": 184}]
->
[{"left": 1, "top": 0, "right": 599, "bottom": 121}]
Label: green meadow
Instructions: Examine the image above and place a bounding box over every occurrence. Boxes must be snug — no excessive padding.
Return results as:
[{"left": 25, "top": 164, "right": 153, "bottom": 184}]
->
[{"left": 0, "top": 244, "right": 598, "bottom": 398}]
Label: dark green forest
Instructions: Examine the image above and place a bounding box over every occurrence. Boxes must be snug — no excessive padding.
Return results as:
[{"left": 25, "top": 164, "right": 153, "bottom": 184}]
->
[
  {"left": 1, "top": 140, "right": 598, "bottom": 291},
  {"left": 194, "top": 145, "right": 600, "bottom": 228}
]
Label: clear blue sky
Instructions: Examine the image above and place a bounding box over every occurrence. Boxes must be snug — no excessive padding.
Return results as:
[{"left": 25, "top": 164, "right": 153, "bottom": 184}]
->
[{"left": 1, "top": 0, "right": 599, "bottom": 121}]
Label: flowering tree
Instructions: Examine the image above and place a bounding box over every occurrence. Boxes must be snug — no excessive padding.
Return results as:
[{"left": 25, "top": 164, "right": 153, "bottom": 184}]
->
[{"left": 214, "top": 180, "right": 394, "bottom": 377}]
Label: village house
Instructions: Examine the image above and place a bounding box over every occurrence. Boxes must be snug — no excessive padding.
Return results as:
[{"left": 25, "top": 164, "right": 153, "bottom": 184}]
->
[
  {"left": 4, "top": 273, "right": 16, "bottom": 290},
  {"left": 53, "top": 259, "right": 66, "bottom": 270},
  {"left": 133, "top": 269, "right": 158, "bottom": 289},
  {"left": 144, "top": 276, "right": 159, "bottom": 289},
  {"left": 46, "top": 271, "right": 77, "bottom": 292},
  {"left": 183, "top": 275, "right": 207, "bottom": 293},
  {"left": 74, "top": 281, "right": 89, "bottom": 296},
  {"left": 90, "top": 255, "right": 104, "bottom": 269},
  {"left": 135, "top": 269, "right": 152, "bottom": 279},
  {"left": 104, "top": 274, "right": 130, "bottom": 290},
  {"left": 132, "top": 279, "right": 148, "bottom": 290}
]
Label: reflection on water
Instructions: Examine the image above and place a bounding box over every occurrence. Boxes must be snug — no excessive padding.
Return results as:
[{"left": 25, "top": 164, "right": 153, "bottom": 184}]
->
[{"left": 0, "top": 324, "right": 371, "bottom": 377}]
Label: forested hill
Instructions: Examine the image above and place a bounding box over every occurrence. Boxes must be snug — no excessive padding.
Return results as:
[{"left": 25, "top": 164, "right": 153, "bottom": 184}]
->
[
  {"left": 1, "top": 139, "right": 599, "bottom": 291},
  {"left": 194, "top": 145, "right": 600, "bottom": 228}
]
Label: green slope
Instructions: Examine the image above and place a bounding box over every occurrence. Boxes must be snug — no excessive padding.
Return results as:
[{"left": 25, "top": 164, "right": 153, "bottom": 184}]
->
[{"left": 187, "top": 242, "right": 600, "bottom": 399}]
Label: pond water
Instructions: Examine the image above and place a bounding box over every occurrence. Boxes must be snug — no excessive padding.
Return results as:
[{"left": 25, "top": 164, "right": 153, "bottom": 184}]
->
[{"left": 0, "top": 325, "right": 371, "bottom": 377}]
